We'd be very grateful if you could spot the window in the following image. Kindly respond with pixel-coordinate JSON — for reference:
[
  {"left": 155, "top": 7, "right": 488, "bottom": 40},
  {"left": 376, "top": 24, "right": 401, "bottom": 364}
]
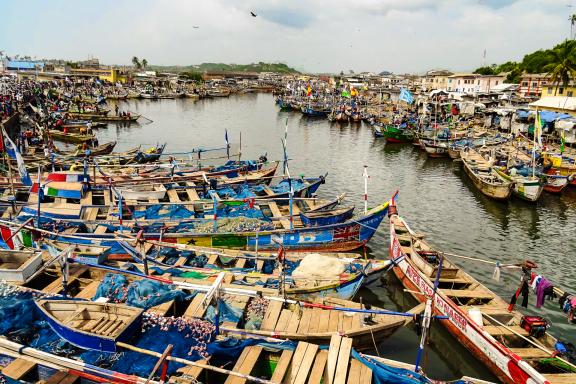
[
  {"left": 532, "top": 82, "right": 538, "bottom": 87},
  {"left": 477, "top": 80, "right": 480, "bottom": 85},
  {"left": 495, "top": 81, "right": 499, "bottom": 85},
  {"left": 542, "top": 81, "right": 547, "bottom": 85},
  {"left": 560, "top": 87, "right": 564, "bottom": 94},
  {"left": 569, "top": 91, "right": 574, "bottom": 97},
  {"left": 547, "top": 87, "right": 552, "bottom": 93},
  {"left": 458, "top": 80, "right": 461, "bottom": 84},
  {"left": 522, "top": 82, "right": 528, "bottom": 86}
]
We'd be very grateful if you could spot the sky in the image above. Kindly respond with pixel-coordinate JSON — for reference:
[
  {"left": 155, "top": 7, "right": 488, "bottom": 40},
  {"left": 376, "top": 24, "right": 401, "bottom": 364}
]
[{"left": 0, "top": 0, "right": 573, "bottom": 74}]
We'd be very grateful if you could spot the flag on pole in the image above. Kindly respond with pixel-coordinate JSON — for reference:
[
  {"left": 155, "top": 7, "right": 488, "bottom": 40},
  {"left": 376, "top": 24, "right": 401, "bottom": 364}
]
[
  {"left": 561, "top": 130, "right": 566, "bottom": 154},
  {"left": 0, "top": 224, "right": 34, "bottom": 250},
  {"left": 399, "top": 88, "right": 414, "bottom": 104},
  {"left": 306, "top": 85, "right": 312, "bottom": 97},
  {"left": 2, "top": 128, "right": 32, "bottom": 186},
  {"left": 225, "top": 129, "right": 230, "bottom": 159},
  {"left": 534, "top": 111, "right": 543, "bottom": 147}
]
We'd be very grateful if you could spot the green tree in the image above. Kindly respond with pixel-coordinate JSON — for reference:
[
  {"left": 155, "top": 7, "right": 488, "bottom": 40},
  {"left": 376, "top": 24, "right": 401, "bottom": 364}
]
[
  {"left": 570, "top": 14, "right": 576, "bottom": 39},
  {"left": 543, "top": 40, "right": 576, "bottom": 95},
  {"left": 473, "top": 66, "right": 495, "bottom": 75},
  {"left": 132, "top": 56, "right": 141, "bottom": 69},
  {"left": 142, "top": 59, "right": 148, "bottom": 69}
]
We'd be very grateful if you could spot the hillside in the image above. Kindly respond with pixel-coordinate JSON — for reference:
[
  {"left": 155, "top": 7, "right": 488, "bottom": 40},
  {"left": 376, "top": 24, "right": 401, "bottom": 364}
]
[
  {"left": 473, "top": 40, "right": 576, "bottom": 83},
  {"left": 149, "top": 62, "right": 298, "bottom": 74}
]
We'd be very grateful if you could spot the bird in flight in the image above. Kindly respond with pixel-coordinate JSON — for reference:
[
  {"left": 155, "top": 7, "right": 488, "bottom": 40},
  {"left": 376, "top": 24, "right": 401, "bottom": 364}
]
[
  {"left": 250, "top": 11, "right": 257, "bottom": 17},
  {"left": 193, "top": 26, "right": 199, "bottom": 29}
]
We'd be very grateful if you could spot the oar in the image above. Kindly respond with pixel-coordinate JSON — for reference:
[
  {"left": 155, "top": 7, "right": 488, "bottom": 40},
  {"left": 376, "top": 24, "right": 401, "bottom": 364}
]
[{"left": 128, "top": 110, "right": 153, "bottom": 123}]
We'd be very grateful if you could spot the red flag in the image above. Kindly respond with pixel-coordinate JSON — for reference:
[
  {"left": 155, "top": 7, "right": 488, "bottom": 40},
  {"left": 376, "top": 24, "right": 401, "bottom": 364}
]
[{"left": 277, "top": 244, "right": 285, "bottom": 262}]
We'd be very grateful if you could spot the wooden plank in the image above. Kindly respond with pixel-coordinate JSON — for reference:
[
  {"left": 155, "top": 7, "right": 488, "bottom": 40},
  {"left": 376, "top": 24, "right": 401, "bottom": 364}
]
[
  {"left": 94, "top": 225, "right": 108, "bottom": 234},
  {"left": 545, "top": 373, "right": 576, "bottom": 384},
  {"left": 307, "top": 349, "right": 328, "bottom": 384},
  {"left": 328, "top": 311, "right": 339, "bottom": 332},
  {"left": 224, "top": 346, "right": 262, "bottom": 384},
  {"left": 274, "top": 309, "right": 293, "bottom": 332},
  {"left": 183, "top": 293, "right": 207, "bottom": 319},
  {"left": 334, "top": 337, "right": 353, "bottom": 384},
  {"left": 307, "top": 308, "right": 322, "bottom": 334},
  {"left": 286, "top": 342, "right": 309, "bottom": 384},
  {"left": 167, "top": 189, "right": 180, "bottom": 202},
  {"left": 269, "top": 349, "right": 293, "bottom": 383},
  {"left": 346, "top": 359, "right": 362, "bottom": 384},
  {"left": 75, "top": 281, "right": 100, "bottom": 300},
  {"left": 440, "top": 289, "right": 493, "bottom": 300},
  {"left": 317, "top": 310, "right": 331, "bottom": 333},
  {"left": 484, "top": 325, "right": 529, "bottom": 337},
  {"left": 342, "top": 314, "right": 353, "bottom": 332},
  {"left": 260, "top": 300, "right": 283, "bottom": 331},
  {"left": 185, "top": 182, "right": 200, "bottom": 201},
  {"left": 2, "top": 358, "right": 36, "bottom": 380},
  {"left": 149, "top": 300, "right": 174, "bottom": 316},
  {"left": 326, "top": 334, "right": 343, "bottom": 384},
  {"left": 296, "top": 308, "right": 313, "bottom": 333},
  {"left": 285, "top": 310, "right": 301, "bottom": 334},
  {"left": 267, "top": 202, "right": 291, "bottom": 229},
  {"left": 293, "top": 343, "right": 319, "bottom": 384},
  {"left": 509, "top": 348, "right": 551, "bottom": 359},
  {"left": 45, "top": 371, "right": 68, "bottom": 384},
  {"left": 359, "top": 362, "right": 372, "bottom": 384},
  {"left": 175, "top": 359, "right": 207, "bottom": 381}
]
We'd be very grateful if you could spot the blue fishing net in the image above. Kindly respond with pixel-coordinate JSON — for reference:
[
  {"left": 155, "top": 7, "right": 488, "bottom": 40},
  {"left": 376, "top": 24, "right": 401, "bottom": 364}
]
[
  {"left": 205, "top": 300, "right": 243, "bottom": 325},
  {"left": 93, "top": 273, "right": 188, "bottom": 309},
  {"left": 131, "top": 204, "right": 195, "bottom": 220}
]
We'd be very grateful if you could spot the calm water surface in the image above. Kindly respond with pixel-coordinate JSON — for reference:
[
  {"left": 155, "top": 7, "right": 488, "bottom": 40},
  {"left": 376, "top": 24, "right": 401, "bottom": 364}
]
[{"left": 91, "top": 94, "right": 576, "bottom": 382}]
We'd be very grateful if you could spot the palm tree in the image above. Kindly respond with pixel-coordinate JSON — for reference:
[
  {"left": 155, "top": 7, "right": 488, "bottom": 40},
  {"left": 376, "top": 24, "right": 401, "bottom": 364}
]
[
  {"left": 543, "top": 40, "right": 576, "bottom": 95},
  {"left": 570, "top": 14, "right": 576, "bottom": 39},
  {"left": 141, "top": 59, "right": 148, "bottom": 69},
  {"left": 131, "top": 56, "right": 141, "bottom": 69}
]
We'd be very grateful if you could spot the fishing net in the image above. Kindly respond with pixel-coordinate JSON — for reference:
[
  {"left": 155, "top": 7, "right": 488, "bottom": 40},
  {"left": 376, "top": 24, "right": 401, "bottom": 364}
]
[
  {"left": 93, "top": 273, "right": 188, "bottom": 309},
  {"left": 243, "top": 296, "right": 269, "bottom": 330},
  {"left": 192, "top": 217, "right": 274, "bottom": 233},
  {"left": 131, "top": 204, "right": 194, "bottom": 220},
  {"left": 205, "top": 299, "right": 243, "bottom": 326},
  {"left": 292, "top": 253, "right": 345, "bottom": 280}
]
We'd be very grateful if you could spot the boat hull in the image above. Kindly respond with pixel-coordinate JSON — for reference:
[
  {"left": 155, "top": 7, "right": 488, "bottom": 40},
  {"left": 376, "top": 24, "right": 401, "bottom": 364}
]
[{"left": 462, "top": 162, "right": 512, "bottom": 200}]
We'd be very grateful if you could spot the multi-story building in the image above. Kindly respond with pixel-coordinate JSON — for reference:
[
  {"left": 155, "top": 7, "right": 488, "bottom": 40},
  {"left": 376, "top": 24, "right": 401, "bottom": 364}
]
[
  {"left": 519, "top": 73, "right": 549, "bottom": 97},
  {"left": 540, "top": 82, "right": 576, "bottom": 98},
  {"left": 447, "top": 73, "right": 505, "bottom": 93},
  {"left": 421, "top": 70, "right": 453, "bottom": 91}
]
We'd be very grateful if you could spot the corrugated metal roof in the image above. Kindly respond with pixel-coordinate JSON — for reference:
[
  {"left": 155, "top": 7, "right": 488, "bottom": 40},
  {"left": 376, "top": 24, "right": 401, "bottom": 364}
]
[
  {"left": 530, "top": 96, "right": 576, "bottom": 111},
  {"left": 6, "top": 61, "right": 43, "bottom": 70}
]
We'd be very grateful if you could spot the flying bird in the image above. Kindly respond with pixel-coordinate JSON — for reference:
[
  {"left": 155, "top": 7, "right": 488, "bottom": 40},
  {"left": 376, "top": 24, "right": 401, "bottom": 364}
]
[
  {"left": 250, "top": 11, "right": 257, "bottom": 17},
  {"left": 193, "top": 26, "right": 199, "bottom": 29}
]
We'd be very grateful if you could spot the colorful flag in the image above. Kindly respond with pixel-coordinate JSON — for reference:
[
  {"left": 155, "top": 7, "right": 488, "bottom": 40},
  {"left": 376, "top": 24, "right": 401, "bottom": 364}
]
[
  {"left": 306, "top": 85, "right": 312, "bottom": 97},
  {"left": 534, "top": 111, "right": 543, "bottom": 147},
  {"left": 341, "top": 90, "right": 351, "bottom": 98},
  {"left": 399, "top": 88, "right": 414, "bottom": 104},
  {"left": 561, "top": 130, "right": 566, "bottom": 154},
  {"left": 2, "top": 128, "right": 31, "bottom": 186},
  {"left": 0, "top": 225, "right": 34, "bottom": 250}
]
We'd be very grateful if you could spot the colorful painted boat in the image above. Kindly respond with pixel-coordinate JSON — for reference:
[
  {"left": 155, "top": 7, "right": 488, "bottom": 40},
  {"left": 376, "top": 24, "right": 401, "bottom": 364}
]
[
  {"left": 35, "top": 300, "right": 143, "bottom": 353},
  {"left": 0, "top": 249, "right": 43, "bottom": 283},
  {"left": 494, "top": 168, "right": 543, "bottom": 203},
  {"left": 542, "top": 170, "right": 569, "bottom": 194},
  {"left": 300, "top": 206, "right": 354, "bottom": 226},
  {"left": 48, "top": 130, "right": 95, "bottom": 144},
  {"left": 378, "top": 125, "right": 414, "bottom": 143},
  {"left": 388, "top": 206, "right": 576, "bottom": 384}
]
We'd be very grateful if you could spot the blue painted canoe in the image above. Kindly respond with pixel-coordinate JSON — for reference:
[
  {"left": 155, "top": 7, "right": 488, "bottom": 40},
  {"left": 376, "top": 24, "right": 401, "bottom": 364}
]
[
  {"left": 300, "top": 206, "right": 354, "bottom": 226},
  {"left": 35, "top": 300, "right": 143, "bottom": 352}
]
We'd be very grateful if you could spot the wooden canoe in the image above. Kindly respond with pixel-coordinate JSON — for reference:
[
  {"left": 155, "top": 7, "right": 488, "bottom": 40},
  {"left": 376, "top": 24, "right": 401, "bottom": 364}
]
[
  {"left": 116, "top": 184, "right": 167, "bottom": 201},
  {"left": 389, "top": 208, "right": 576, "bottom": 384},
  {"left": 461, "top": 149, "right": 512, "bottom": 200},
  {"left": 0, "top": 249, "right": 43, "bottom": 283},
  {"left": 48, "top": 130, "right": 95, "bottom": 144},
  {"left": 35, "top": 300, "right": 143, "bottom": 352}
]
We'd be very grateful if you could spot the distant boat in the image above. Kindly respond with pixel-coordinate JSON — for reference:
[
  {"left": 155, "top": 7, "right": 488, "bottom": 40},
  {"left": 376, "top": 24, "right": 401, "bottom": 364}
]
[
  {"left": 461, "top": 149, "right": 512, "bottom": 200},
  {"left": 35, "top": 300, "right": 143, "bottom": 352},
  {"left": 0, "top": 249, "right": 43, "bottom": 283}
]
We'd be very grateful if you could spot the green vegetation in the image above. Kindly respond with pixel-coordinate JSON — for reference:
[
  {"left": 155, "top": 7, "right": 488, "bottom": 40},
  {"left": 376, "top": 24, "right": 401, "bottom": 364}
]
[
  {"left": 131, "top": 56, "right": 149, "bottom": 70},
  {"left": 179, "top": 71, "right": 204, "bottom": 82},
  {"left": 473, "top": 40, "right": 576, "bottom": 84},
  {"left": 149, "top": 62, "right": 298, "bottom": 74}
]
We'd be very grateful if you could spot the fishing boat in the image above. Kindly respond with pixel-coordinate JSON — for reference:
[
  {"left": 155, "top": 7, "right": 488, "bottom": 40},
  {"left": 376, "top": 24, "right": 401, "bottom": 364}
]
[
  {"left": 52, "top": 141, "right": 117, "bottom": 157},
  {"left": 300, "top": 206, "right": 354, "bottom": 226},
  {"left": 48, "top": 240, "right": 110, "bottom": 264},
  {"left": 542, "top": 170, "right": 570, "bottom": 194},
  {"left": 35, "top": 300, "right": 143, "bottom": 352},
  {"left": 494, "top": 168, "right": 543, "bottom": 203},
  {"left": 96, "top": 114, "right": 140, "bottom": 123},
  {"left": 48, "top": 130, "right": 95, "bottom": 144},
  {"left": 388, "top": 206, "right": 576, "bottom": 384},
  {"left": 461, "top": 149, "right": 512, "bottom": 200},
  {"left": 543, "top": 153, "right": 576, "bottom": 186},
  {"left": 376, "top": 125, "right": 414, "bottom": 143},
  {"left": 421, "top": 139, "right": 449, "bottom": 158},
  {"left": 0, "top": 249, "right": 43, "bottom": 283},
  {"left": 116, "top": 184, "right": 167, "bottom": 201}
]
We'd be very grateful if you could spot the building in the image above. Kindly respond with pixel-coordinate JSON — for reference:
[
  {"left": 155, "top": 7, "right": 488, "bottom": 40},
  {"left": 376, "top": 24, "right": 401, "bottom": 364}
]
[
  {"left": 541, "top": 82, "right": 576, "bottom": 98},
  {"left": 421, "top": 70, "right": 453, "bottom": 91},
  {"left": 69, "top": 67, "right": 129, "bottom": 83},
  {"left": 3, "top": 60, "right": 44, "bottom": 71},
  {"left": 202, "top": 71, "right": 259, "bottom": 81},
  {"left": 530, "top": 96, "right": 576, "bottom": 116},
  {"left": 519, "top": 73, "right": 549, "bottom": 97},
  {"left": 446, "top": 73, "right": 505, "bottom": 93}
]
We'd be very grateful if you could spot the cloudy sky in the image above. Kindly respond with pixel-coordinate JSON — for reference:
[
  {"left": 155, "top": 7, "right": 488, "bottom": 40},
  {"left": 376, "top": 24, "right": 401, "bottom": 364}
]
[{"left": 0, "top": 0, "right": 572, "bottom": 73}]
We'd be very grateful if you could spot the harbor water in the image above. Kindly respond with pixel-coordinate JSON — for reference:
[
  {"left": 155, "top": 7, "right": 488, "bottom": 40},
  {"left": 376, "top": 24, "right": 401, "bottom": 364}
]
[{"left": 88, "top": 93, "right": 576, "bottom": 382}]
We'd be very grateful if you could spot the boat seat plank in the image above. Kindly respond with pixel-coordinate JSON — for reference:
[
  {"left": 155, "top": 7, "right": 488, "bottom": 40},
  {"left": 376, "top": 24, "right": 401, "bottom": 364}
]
[
  {"left": 149, "top": 300, "right": 174, "bottom": 316},
  {"left": 174, "top": 359, "right": 207, "bottom": 381},
  {"left": 292, "top": 342, "right": 319, "bottom": 384},
  {"left": 285, "top": 310, "right": 301, "bottom": 334},
  {"left": 334, "top": 337, "right": 353, "bottom": 384},
  {"left": 235, "top": 258, "right": 246, "bottom": 269},
  {"left": 328, "top": 311, "right": 339, "bottom": 332},
  {"left": 307, "top": 349, "right": 328, "bottom": 384},
  {"left": 2, "top": 358, "right": 36, "bottom": 380},
  {"left": 346, "top": 359, "right": 363, "bottom": 384},
  {"left": 359, "top": 362, "right": 372, "bottom": 384},
  {"left": 63, "top": 308, "right": 87, "bottom": 324},
  {"left": 267, "top": 202, "right": 291, "bottom": 230},
  {"left": 185, "top": 183, "right": 200, "bottom": 201},
  {"left": 274, "top": 309, "right": 293, "bottom": 332},
  {"left": 296, "top": 308, "right": 313, "bottom": 333},
  {"left": 509, "top": 348, "right": 552, "bottom": 359},
  {"left": 484, "top": 325, "right": 529, "bottom": 337},
  {"left": 224, "top": 346, "right": 262, "bottom": 384},
  {"left": 317, "top": 310, "right": 331, "bottom": 333},
  {"left": 183, "top": 293, "right": 208, "bottom": 319},
  {"left": 307, "top": 308, "right": 322, "bottom": 334},
  {"left": 326, "top": 334, "right": 343, "bottom": 384},
  {"left": 341, "top": 313, "right": 354, "bottom": 332},
  {"left": 94, "top": 225, "right": 108, "bottom": 234},
  {"left": 544, "top": 373, "right": 576, "bottom": 384},
  {"left": 167, "top": 189, "right": 180, "bottom": 203},
  {"left": 75, "top": 281, "right": 101, "bottom": 300},
  {"left": 440, "top": 289, "right": 494, "bottom": 300},
  {"left": 269, "top": 349, "right": 293, "bottom": 383},
  {"left": 260, "top": 300, "right": 283, "bottom": 331}
]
